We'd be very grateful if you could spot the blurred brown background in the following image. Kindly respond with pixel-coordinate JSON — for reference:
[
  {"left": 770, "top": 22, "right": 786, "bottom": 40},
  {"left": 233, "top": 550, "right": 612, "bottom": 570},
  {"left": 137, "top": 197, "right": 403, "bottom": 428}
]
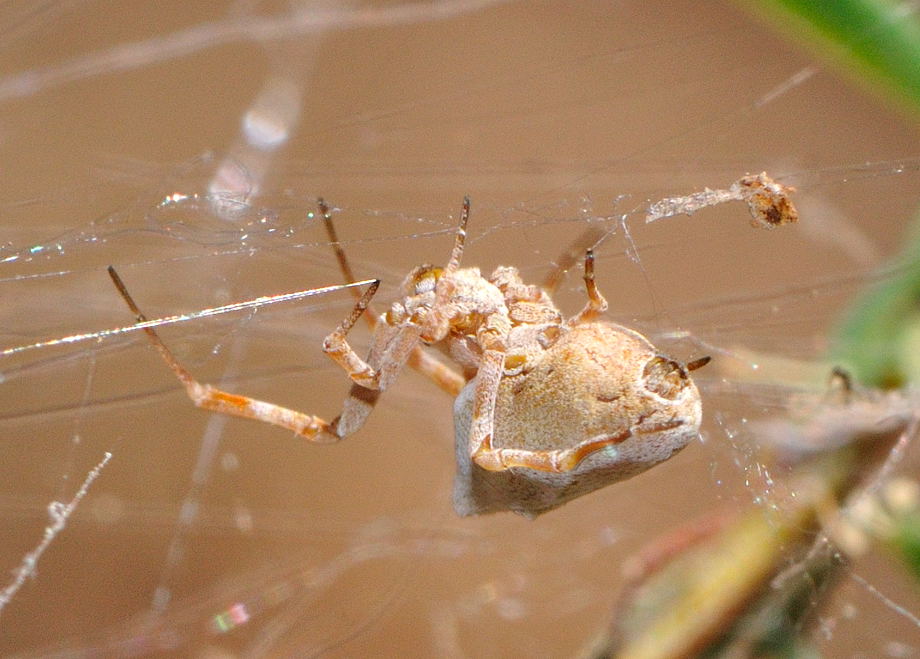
[{"left": 1, "top": 1, "right": 918, "bottom": 656}]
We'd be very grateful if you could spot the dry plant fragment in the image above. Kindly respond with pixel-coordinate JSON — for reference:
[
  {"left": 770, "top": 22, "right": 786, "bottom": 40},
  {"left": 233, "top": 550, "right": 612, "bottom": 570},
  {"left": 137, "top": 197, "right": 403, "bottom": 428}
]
[
  {"left": 736, "top": 172, "right": 799, "bottom": 229},
  {"left": 603, "top": 389, "right": 913, "bottom": 659},
  {"left": 646, "top": 171, "right": 799, "bottom": 229}
]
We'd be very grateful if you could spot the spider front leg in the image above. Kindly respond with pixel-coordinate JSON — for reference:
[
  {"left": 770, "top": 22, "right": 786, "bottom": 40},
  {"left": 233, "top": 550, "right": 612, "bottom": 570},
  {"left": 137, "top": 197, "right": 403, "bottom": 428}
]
[
  {"left": 318, "top": 197, "right": 466, "bottom": 396},
  {"left": 568, "top": 248, "right": 608, "bottom": 326},
  {"left": 329, "top": 311, "right": 438, "bottom": 436},
  {"left": 322, "top": 292, "right": 421, "bottom": 392},
  {"left": 108, "top": 266, "right": 383, "bottom": 443},
  {"left": 466, "top": 348, "right": 507, "bottom": 471},
  {"left": 461, "top": 319, "right": 521, "bottom": 472}
]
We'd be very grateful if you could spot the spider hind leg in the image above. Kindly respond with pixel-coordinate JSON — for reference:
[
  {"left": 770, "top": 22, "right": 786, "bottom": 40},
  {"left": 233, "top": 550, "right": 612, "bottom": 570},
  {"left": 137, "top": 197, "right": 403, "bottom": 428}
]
[{"left": 107, "top": 266, "right": 378, "bottom": 443}]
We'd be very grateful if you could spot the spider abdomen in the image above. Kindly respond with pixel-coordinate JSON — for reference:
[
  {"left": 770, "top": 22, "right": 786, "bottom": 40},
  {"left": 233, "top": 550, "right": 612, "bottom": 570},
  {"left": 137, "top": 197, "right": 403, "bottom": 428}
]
[{"left": 453, "top": 322, "right": 702, "bottom": 517}]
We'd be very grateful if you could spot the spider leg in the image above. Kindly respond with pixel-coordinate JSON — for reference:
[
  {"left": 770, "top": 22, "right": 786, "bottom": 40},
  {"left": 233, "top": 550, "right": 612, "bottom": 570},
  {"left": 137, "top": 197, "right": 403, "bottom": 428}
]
[
  {"left": 444, "top": 196, "right": 471, "bottom": 274},
  {"left": 568, "top": 248, "right": 609, "bottom": 326},
  {"left": 331, "top": 320, "right": 423, "bottom": 436},
  {"left": 407, "top": 348, "right": 465, "bottom": 396},
  {"left": 473, "top": 428, "right": 633, "bottom": 472},
  {"left": 465, "top": 347, "right": 506, "bottom": 470},
  {"left": 318, "top": 197, "right": 465, "bottom": 396},
  {"left": 330, "top": 316, "right": 470, "bottom": 437},
  {"left": 420, "top": 196, "right": 473, "bottom": 344},
  {"left": 107, "top": 266, "right": 347, "bottom": 442},
  {"left": 541, "top": 226, "right": 605, "bottom": 295},
  {"left": 462, "top": 315, "right": 520, "bottom": 472},
  {"left": 322, "top": 286, "right": 446, "bottom": 392},
  {"left": 320, "top": 281, "right": 402, "bottom": 391}
]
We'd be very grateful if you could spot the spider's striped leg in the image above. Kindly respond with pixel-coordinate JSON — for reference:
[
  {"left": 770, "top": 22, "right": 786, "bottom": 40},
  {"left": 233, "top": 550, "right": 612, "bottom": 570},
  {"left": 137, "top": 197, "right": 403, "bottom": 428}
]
[
  {"left": 107, "top": 266, "right": 356, "bottom": 442},
  {"left": 568, "top": 249, "right": 609, "bottom": 326},
  {"left": 318, "top": 197, "right": 465, "bottom": 396},
  {"left": 472, "top": 417, "right": 633, "bottom": 473},
  {"left": 321, "top": 279, "right": 392, "bottom": 390},
  {"left": 332, "top": 324, "right": 429, "bottom": 438},
  {"left": 327, "top": 312, "right": 423, "bottom": 429},
  {"left": 541, "top": 226, "right": 605, "bottom": 295},
  {"left": 408, "top": 348, "right": 465, "bottom": 396},
  {"left": 464, "top": 347, "right": 506, "bottom": 470},
  {"left": 459, "top": 317, "right": 521, "bottom": 472}
]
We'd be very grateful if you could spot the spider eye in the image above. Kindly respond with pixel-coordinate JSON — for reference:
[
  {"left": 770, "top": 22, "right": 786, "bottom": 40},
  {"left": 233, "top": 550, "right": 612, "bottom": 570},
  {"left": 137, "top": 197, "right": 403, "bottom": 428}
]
[
  {"left": 642, "top": 356, "right": 688, "bottom": 400},
  {"left": 503, "top": 353, "right": 527, "bottom": 372},
  {"left": 411, "top": 265, "right": 443, "bottom": 294}
]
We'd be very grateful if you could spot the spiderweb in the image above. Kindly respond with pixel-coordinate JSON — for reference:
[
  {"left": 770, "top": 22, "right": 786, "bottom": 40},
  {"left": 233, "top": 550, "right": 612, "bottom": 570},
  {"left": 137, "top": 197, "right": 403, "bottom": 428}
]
[{"left": 1, "top": 1, "right": 919, "bottom": 656}]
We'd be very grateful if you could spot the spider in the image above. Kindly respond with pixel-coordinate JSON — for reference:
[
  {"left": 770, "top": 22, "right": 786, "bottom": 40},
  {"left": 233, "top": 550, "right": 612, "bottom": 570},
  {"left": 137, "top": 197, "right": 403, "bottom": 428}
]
[{"left": 108, "top": 198, "right": 708, "bottom": 518}]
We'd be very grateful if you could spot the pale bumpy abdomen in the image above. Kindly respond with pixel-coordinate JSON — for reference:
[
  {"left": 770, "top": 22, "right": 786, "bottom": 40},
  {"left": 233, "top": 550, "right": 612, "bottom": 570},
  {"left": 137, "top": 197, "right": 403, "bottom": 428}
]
[{"left": 453, "top": 322, "right": 702, "bottom": 517}]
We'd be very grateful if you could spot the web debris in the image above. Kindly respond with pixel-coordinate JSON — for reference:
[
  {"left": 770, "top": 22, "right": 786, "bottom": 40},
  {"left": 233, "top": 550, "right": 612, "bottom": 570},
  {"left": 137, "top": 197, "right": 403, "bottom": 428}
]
[
  {"left": 646, "top": 172, "right": 799, "bottom": 229},
  {"left": 1, "top": 280, "right": 374, "bottom": 359},
  {"left": 0, "top": 451, "right": 112, "bottom": 619}
]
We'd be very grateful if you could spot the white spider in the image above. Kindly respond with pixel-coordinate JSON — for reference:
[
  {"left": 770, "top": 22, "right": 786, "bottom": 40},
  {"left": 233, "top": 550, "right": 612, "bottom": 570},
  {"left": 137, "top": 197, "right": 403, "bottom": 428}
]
[{"left": 108, "top": 198, "right": 707, "bottom": 518}]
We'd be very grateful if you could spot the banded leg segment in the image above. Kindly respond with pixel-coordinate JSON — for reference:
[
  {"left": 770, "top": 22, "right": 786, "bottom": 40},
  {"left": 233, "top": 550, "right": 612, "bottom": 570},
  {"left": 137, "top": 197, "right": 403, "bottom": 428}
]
[
  {"left": 568, "top": 249, "right": 609, "bottom": 326},
  {"left": 541, "top": 226, "right": 605, "bottom": 295},
  {"left": 190, "top": 382, "right": 340, "bottom": 442},
  {"left": 321, "top": 279, "right": 391, "bottom": 390},
  {"left": 465, "top": 347, "right": 505, "bottom": 471},
  {"left": 473, "top": 427, "right": 633, "bottom": 472},
  {"left": 108, "top": 266, "right": 372, "bottom": 443},
  {"left": 318, "top": 197, "right": 465, "bottom": 395}
]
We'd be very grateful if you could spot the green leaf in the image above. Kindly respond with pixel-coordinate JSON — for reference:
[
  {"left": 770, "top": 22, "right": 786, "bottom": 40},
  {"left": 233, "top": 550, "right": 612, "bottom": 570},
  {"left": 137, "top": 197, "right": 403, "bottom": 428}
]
[{"left": 738, "top": 0, "right": 920, "bottom": 116}]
